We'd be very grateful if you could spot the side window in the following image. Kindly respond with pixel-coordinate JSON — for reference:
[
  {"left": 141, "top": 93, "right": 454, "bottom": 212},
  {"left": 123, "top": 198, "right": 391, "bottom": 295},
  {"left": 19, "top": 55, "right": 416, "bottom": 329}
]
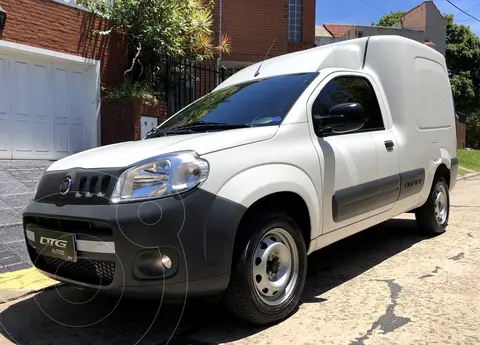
[{"left": 312, "top": 76, "right": 385, "bottom": 134}]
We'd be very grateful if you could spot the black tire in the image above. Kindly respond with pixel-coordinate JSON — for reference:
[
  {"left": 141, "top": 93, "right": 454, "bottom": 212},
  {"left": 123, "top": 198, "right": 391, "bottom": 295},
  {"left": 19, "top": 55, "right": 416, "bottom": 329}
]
[
  {"left": 222, "top": 211, "right": 307, "bottom": 325},
  {"left": 415, "top": 177, "right": 450, "bottom": 235}
]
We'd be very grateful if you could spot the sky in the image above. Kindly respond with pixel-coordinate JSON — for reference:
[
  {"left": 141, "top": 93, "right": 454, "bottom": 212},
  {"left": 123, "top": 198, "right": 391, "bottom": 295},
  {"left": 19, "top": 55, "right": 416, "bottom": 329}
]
[{"left": 315, "top": 0, "right": 480, "bottom": 36}]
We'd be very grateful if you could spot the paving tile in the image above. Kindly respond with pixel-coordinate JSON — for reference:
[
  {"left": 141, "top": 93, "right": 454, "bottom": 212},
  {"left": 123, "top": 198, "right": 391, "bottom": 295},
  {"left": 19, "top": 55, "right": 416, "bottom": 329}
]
[
  {"left": 2, "top": 240, "right": 30, "bottom": 263},
  {"left": 23, "top": 181, "right": 37, "bottom": 189},
  {"left": 0, "top": 173, "right": 17, "bottom": 185},
  {"left": 0, "top": 193, "right": 33, "bottom": 208},
  {"left": 0, "top": 160, "right": 50, "bottom": 168},
  {"left": 0, "top": 199, "right": 10, "bottom": 208},
  {"left": 6, "top": 262, "right": 31, "bottom": 271},
  {"left": 0, "top": 171, "right": 11, "bottom": 180},
  {"left": 0, "top": 180, "right": 31, "bottom": 195},
  {"left": 10, "top": 169, "right": 44, "bottom": 180},
  {"left": 0, "top": 225, "right": 27, "bottom": 246},
  {"left": 0, "top": 208, "right": 24, "bottom": 227},
  {"left": 0, "top": 160, "right": 51, "bottom": 272},
  {"left": 0, "top": 255, "right": 22, "bottom": 267},
  {"left": 0, "top": 250, "right": 11, "bottom": 259}
]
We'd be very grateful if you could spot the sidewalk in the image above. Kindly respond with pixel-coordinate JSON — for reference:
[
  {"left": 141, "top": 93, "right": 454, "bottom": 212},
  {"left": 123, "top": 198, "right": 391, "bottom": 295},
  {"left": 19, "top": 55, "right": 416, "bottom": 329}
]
[{"left": 0, "top": 160, "right": 51, "bottom": 273}]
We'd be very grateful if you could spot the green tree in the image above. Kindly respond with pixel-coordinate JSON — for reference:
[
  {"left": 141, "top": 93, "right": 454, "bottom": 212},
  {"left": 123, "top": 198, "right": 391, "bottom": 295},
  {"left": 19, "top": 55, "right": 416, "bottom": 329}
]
[
  {"left": 80, "top": 0, "right": 231, "bottom": 103},
  {"left": 82, "top": 0, "right": 231, "bottom": 64},
  {"left": 371, "top": 11, "right": 405, "bottom": 27},
  {"left": 465, "top": 110, "right": 480, "bottom": 147},
  {"left": 444, "top": 14, "right": 480, "bottom": 113}
]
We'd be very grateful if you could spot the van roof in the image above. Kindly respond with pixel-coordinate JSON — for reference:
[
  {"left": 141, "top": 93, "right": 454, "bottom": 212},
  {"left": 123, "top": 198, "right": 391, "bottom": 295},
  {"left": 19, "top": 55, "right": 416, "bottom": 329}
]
[{"left": 214, "top": 35, "right": 445, "bottom": 91}]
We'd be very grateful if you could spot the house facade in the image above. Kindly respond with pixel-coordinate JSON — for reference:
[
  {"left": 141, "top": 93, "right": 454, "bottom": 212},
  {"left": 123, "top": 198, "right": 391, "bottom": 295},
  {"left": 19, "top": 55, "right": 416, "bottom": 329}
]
[
  {"left": 316, "top": 1, "right": 447, "bottom": 56},
  {"left": 0, "top": 0, "right": 315, "bottom": 160},
  {"left": 216, "top": 0, "right": 315, "bottom": 71}
]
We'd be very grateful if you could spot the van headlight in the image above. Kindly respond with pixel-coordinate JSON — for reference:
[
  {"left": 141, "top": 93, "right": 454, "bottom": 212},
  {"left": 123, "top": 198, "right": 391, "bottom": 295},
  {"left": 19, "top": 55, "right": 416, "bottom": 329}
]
[{"left": 111, "top": 151, "right": 209, "bottom": 203}]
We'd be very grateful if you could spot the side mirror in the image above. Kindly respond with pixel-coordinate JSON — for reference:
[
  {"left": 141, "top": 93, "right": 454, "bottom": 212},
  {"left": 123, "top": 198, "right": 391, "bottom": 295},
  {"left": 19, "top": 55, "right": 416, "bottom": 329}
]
[{"left": 313, "top": 102, "right": 366, "bottom": 134}]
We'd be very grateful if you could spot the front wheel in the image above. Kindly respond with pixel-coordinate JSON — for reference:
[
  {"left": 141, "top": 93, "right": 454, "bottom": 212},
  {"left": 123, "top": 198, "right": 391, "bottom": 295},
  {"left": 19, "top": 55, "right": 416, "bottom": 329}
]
[
  {"left": 415, "top": 177, "right": 450, "bottom": 234},
  {"left": 223, "top": 212, "right": 307, "bottom": 325}
]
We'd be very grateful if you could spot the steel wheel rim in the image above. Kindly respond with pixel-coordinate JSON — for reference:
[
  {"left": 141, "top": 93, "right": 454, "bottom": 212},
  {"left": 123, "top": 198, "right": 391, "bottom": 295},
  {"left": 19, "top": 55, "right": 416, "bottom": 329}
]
[
  {"left": 252, "top": 228, "right": 299, "bottom": 306},
  {"left": 434, "top": 184, "right": 448, "bottom": 226}
]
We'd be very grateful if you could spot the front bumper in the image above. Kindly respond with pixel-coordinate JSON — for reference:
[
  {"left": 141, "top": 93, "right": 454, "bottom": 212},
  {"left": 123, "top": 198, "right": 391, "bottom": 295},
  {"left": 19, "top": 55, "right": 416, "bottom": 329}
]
[{"left": 23, "top": 188, "right": 246, "bottom": 300}]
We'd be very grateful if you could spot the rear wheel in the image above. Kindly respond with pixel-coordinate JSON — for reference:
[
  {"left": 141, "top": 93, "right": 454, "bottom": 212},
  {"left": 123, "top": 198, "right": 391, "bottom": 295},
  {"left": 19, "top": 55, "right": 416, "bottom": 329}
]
[
  {"left": 415, "top": 177, "right": 450, "bottom": 234},
  {"left": 223, "top": 211, "right": 307, "bottom": 325}
]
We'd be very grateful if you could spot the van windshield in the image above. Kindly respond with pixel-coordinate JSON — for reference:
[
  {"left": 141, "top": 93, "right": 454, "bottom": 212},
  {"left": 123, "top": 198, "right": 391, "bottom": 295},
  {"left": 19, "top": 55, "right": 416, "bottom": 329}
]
[{"left": 145, "top": 72, "right": 318, "bottom": 138}]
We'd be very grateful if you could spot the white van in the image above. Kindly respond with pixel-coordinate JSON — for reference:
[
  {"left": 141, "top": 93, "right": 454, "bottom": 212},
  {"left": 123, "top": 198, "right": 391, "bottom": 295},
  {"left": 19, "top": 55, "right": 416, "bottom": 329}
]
[{"left": 23, "top": 35, "right": 458, "bottom": 325}]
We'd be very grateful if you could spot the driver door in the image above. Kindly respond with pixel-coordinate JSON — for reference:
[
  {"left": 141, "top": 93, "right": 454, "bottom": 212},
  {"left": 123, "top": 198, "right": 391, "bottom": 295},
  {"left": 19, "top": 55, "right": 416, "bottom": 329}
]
[{"left": 307, "top": 71, "right": 400, "bottom": 233}]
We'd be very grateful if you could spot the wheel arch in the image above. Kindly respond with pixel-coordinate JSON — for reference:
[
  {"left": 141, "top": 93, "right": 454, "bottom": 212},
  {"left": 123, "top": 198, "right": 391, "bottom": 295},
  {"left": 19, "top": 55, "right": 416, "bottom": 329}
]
[
  {"left": 409, "top": 151, "right": 455, "bottom": 213},
  {"left": 215, "top": 164, "right": 320, "bottom": 245},
  {"left": 234, "top": 191, "right": 312, "bottom": 255},
  {"left": 436, "top": 147, "right": 457, "bottom": 189},
  {"left": 204, "top": 164, "right": 320, "bottom": 274},
  {"left": 434, "top": 163, "right": 451, "bottom": 187}
]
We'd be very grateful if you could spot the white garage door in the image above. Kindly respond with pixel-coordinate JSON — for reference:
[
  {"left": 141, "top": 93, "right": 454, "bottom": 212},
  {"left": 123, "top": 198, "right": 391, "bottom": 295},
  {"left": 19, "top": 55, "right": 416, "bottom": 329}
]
[{"left": 0, "top": 50, "right": 97, "bottom": 160}]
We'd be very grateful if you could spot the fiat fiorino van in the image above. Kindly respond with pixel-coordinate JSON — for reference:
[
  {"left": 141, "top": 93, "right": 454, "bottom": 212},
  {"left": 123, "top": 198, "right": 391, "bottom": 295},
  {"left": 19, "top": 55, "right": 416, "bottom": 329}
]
[{"left": 23, "top": 35, "right": 458, "bottom": 325}]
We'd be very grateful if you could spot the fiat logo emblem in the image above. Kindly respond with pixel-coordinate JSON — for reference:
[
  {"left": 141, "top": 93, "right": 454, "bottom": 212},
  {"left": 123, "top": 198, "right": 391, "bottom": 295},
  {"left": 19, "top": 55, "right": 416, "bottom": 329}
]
[{"left": 59, "top": 176, "right": 72, "bottom": 196}]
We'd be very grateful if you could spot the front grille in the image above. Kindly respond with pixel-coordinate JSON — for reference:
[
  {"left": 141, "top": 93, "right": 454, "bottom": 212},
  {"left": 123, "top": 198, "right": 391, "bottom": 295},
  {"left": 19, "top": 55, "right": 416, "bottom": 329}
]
[
  {"left": 34, "top": 168, "right": 123, "bottom": 205},
  {"left": 77, "top": 175, "right": 112, "bottom": 196},
  {"left": 33, "top": 254, "right": 115, "bottom": 286}
]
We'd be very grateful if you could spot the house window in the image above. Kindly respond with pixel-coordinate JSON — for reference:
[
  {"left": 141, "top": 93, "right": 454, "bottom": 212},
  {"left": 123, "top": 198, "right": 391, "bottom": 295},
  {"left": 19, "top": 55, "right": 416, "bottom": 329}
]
[{"left": 288, "top": 0, "right": 303, "bottom": 43}]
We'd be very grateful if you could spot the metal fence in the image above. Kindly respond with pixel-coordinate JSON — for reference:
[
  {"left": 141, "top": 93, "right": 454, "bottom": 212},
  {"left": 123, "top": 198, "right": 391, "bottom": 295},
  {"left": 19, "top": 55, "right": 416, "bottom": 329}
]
[
  {"left": 155, "top": 56, "right": 229, "bottom": 117},
  {"left": 131, "top": 53, "right": 244, "bottom": 117}
]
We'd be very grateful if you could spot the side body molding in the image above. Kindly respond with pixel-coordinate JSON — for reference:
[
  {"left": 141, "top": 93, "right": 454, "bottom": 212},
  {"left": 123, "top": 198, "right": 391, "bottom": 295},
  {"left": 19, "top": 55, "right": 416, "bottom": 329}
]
[{"left": 332, "top": 168, "right": 426, "bottom": 223}]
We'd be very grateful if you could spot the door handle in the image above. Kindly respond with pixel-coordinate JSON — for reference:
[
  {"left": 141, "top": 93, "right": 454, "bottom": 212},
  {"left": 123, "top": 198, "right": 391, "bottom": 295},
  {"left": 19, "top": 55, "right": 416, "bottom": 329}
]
[{"left": 384, "top": 140, "right": 394, "bottom": 151}]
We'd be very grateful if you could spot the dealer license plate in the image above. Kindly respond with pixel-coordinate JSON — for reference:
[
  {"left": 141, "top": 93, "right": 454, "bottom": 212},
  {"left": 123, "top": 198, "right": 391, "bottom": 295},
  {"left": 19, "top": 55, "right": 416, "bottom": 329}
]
[{"left": 35, "top": 228, "right": 77, "bottom": 263}]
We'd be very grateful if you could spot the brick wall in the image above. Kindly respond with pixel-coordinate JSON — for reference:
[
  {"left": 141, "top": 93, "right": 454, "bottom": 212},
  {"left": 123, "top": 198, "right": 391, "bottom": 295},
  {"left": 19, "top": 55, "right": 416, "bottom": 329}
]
[
  {"left": 133, "top": 100, "right": 168, "bottom": 141},
  {"left": 0, "top": 0, "right": 128, "bottom": 144},
  {"left": 102, "top": 98, "right": 168, "bottom": 143},
  {"left": 214, "top": 0, "right": 315, "bottom": 63},
  {"left": 402, "top": 3, "right": 426, "bottom": 31}
]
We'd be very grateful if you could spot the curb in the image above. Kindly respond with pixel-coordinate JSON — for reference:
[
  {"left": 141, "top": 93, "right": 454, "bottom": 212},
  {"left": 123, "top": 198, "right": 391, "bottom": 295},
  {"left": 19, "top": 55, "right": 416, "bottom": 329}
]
[
  {"left": 457, "top": 171, "right": 480, "bottom": 181},
  {"left": 0, "top": 267, "right": 59, "bottom": 303}
]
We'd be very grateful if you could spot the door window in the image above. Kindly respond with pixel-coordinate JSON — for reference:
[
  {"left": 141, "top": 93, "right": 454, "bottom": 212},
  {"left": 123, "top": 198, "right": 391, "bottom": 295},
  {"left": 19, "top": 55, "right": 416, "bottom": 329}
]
[{"left": 312, "top": 76, "right": 385, "bottom": 134}]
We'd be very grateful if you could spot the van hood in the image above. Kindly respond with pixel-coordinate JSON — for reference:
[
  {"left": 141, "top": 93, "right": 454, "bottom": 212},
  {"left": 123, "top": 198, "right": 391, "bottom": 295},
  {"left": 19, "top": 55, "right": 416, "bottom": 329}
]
[{"left": 47, "top": 126, "right": 277, "bottom": 171}]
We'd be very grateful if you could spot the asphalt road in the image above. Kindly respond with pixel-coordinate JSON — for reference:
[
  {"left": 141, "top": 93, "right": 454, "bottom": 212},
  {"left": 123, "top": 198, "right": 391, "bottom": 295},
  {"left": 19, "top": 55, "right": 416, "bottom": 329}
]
[
  {"left": 0, "top": 176, "right": 478, "bottom": 345},
  {"left": 0, "top": 160, "right": 51, "bottom": 272}
]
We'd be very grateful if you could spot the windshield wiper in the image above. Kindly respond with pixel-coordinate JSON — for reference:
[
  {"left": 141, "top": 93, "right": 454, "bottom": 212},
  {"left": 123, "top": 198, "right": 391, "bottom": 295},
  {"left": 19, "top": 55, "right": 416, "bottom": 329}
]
[
  {"left": 144, "top": 121, "right": 254, "bottom": 139},
  {"left": 144, "top": 127, "right": 194, "bottom": 139},
  {"left": 175, "top": 121, "right": 255, "bottom": 131}
]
